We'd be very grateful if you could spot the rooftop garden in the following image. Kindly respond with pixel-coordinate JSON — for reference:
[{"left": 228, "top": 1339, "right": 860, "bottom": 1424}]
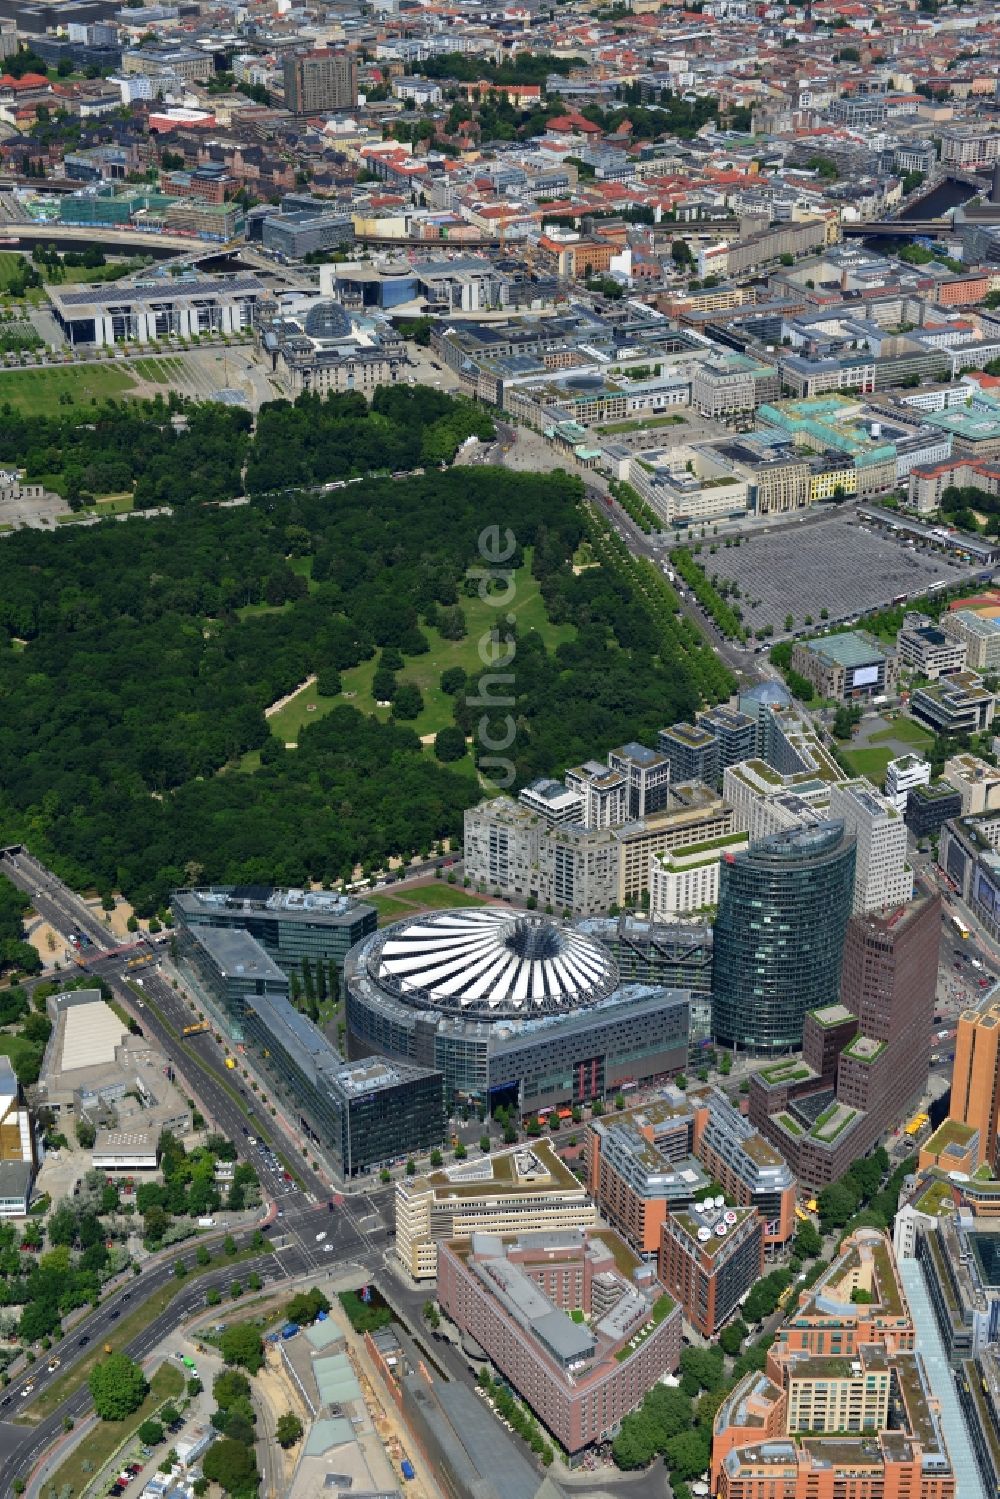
[
  {"left": 760, "top": 1060, "right": 812, "bottom": 1085},
  {"left": 842, "top": 1037, "right": 886, "bottom": 1065},
  {"left": 924, "top": 1118, "right": 976, "bottom": 1155},
  {"left": 615, "top": 1292, "right": 676, "bottom": 1362},
  {"left": 810, "top": 1105, "right": 858, "bottom": 1143}
]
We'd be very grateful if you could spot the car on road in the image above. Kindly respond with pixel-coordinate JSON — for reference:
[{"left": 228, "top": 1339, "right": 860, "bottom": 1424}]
[
  {"left": 47, "top": 1358, "right": 60, "bottom": 1372},
  {"left": 315, "top": 1231, "right": 327, "bottom": 1242},
  {"left": 78, "top": 1335, "right": 89, "bottom": 1346},
  {"left": 20, "top": 1384, "right": 33, "bottom": 1397}
]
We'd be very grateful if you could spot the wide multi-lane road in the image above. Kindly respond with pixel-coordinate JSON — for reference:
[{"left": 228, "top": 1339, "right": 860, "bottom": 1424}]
[{"left": 0, "top": 847, "right": 402, "bottom": 1488}]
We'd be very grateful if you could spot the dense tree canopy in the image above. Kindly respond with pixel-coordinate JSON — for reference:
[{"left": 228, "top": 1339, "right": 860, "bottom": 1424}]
[
  {"left": 0, "top": 876, "right": 41, "bottom": 977},
  {"left": 89, "top": 1353, "right": 148, "bottom": 1420},
  {"left": 0, "top": 389, "right": 731, "bottom": 909}
]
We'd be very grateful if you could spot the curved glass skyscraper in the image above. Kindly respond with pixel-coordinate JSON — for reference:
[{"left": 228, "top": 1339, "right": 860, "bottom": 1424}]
[{"left": 712, "top": 821, "right": 856, "bottom": 1054}]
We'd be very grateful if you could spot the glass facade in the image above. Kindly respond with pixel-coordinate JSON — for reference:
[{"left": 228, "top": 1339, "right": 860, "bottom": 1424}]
[
  {"left": 172, "top": 887, "right": 377, "bottom": 993},
  {"left": 241, "top": 990, "right": 445, "bottom": 1177},
  {"left": 712, "top": 821, "right": 856, "bottom": 1054}
]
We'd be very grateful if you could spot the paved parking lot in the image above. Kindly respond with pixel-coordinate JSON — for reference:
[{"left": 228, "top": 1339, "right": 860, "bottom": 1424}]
[{"left": 703, "top": 509, "right": 975, "bottom": 634}]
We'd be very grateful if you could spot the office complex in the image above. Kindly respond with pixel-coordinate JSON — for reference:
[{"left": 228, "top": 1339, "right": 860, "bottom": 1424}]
[
  {"left": 437, "top": 1227, "right": 681, "bottom": 1454},
  {"left": 49, "top": 274, "right": 263, "bottom": 347},
  {"left": 712, "top": 1232, "right": 955, "bottom": 1499},
  {"left": 910, "top": 672, "right": 996, "bottom": 738},
  {"left": 174, "top": 916, "right": 444, "bottom": 1176},
  {"left": 578, "top": 917, "right": 714, "bottom": 1043},
  {"left": 712, "top": 821, "right": 857, "bottom": 1053},
  {"left": 345, "top": 908, "right": 689, "bottom": 1112},
  {"left": 911, "top": 1211, "right": 1000, "bottom": 1363},
  {"left": 692, "top": 1086, "right": 797, "bottom": 1249},
  {"left": 283, "top": 48, "right": 356, "bottom": 114},
  {"left": 942, "top": 987, "right": 1000, "bottom": 1173},
  {"left": 395, "top": 1139, "right": 595, "bottom": 1280},
  {"left": 827, "top": 780, "right": 913, "bottom": 913},
  {"left": 658, "top": 1200, "right": 764, "bottom": 1337},
  {"left": 790, "top": 632, "right": 898, "bottom": 702},
  {"left": 243, "top": 992, "right": 444, "bottom": 1178},
  {"left": 895, "top": 618, "right": 967, "bottom": 681},
  {"left": 172, "top": 885, "right": 376, "bottom": 988},
  {"left": 957, "top": 1344, "right": 1000, "bottom": 1499},
  {"left": 906, "top": 781, "right": 963, "bottom": 839},
  {"left": 750, "top": 891, "right": 941, "bottom": 1185}
]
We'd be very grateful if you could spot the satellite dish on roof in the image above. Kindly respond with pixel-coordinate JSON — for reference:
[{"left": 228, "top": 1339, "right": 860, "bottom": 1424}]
[
  {"left": 714, "top": 1195, "right": 725, "bottom": 1209},
  {"left": 697, "top": 1227, "right": 711, "bottom": 1241}
]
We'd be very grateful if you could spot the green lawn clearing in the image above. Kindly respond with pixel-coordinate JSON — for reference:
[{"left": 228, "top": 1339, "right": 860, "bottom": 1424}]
[
  {"left": 44, "top": 1360, "right": 183, "bottom": 1496},
  {"left": 268, "top": 551, "right": 575, "bottom": 746},
  {"left": 0, "top": 250, "right": 45, "bottom": 306},
  {"left": 367, "top": 883, "right": 486, "bottom": 926},
  {"left": 869, "top": 718, "right": 933, "bottom": 749},
  {"left": 56, "top": 495, "right": 135, "bottom": 524},
  {"left": 597, "top": 413, "right": 686, "bottom": 434},
  {"left": 0, "top": 363, "right": 139, "bottom": 416},
  {"left": 841, "top": 746, "right": 895, "bottom": 782}
]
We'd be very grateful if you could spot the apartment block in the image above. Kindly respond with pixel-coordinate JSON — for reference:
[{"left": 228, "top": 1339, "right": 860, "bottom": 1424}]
[
  {"left": 940, "top": 609, "right": 1000, "bottom": 671},
  {"left": 658, "top": 1201, "right": 764, "bottom": 1337},
  {"left": 785, "top": 1344, "right": 891, "bottom": 1435},
  {"left": 283, "top": 48, "right": 356, "bottom": 114},
  {"left": 437, "top": 1228, "right": 681, "bottom": 1453},
  {"left": 0, "top": 1056, "right": 39, "bottom": 1216},
  {"left": 658, "top": 722, "right": 718, "bottom": 789},
  {"left": 584, "top": 1093, "right": 705, "bottom": 1256},
  {"left": 690, "top": 1086, "right": 797, "bottom": 1250},
  {"left": 941, "top": 753, "right": 1000, "bottom": 816},
  {"left": 394, "top": 1140, "right": 596, "bottom": 1280},
  {"left": 648, "top": 830, "right": 749, "bottom": 921},
  {"left": 607, "top": 742, "right": 672, "bottom": 819},
  {"left": 462, "top": 797, "right": 619, "bottom": 917}
]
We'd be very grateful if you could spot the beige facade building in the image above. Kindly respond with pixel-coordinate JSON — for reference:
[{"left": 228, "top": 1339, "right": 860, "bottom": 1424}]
[
  {"left": 648, "top": 831, "right": 748, "bottom": 920},
  {"left": 395, "top": 1139, "right": 596, "bottom": 1280},
  {"left": 786, "top": 1349, "right": 891, "bottom": 1433},
  {"left": 464, "top": 785, "right": 734, "bottom": 914},
  {"left": 941, "top": 752, "right": 1000, "bottom": 815}
]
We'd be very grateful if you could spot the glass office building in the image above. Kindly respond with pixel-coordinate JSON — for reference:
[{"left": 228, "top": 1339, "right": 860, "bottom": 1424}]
[
  {"left": 177, "top": 924, "right": 444, "bottom": 1175},
  {"left": 241, "top": 991, "right": 445, "bottom": 1177},
  {"left": 712, "top": 821, "right": 856, "bottom": 1054},
  {"left": 172, "top": 886, "right": 377, "bottom": 991}
]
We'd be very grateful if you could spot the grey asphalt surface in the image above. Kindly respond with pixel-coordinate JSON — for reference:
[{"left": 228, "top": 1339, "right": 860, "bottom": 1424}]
[{"left": 0, "top": 848, "right": 403, "bottom": 1489}]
